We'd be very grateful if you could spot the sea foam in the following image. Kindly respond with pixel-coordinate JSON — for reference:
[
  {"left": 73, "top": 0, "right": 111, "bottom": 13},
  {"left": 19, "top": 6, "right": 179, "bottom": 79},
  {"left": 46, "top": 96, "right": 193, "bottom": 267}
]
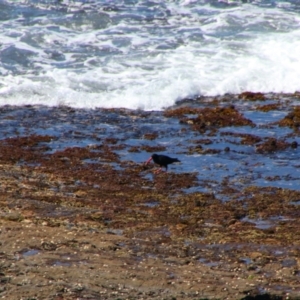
[{"left": 0, "top": 1, "right": 300, "bottom": 110}]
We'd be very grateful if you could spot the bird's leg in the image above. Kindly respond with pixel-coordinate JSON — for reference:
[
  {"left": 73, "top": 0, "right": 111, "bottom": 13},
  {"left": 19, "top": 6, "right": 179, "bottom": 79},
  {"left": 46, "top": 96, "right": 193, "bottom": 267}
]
[{"left": 154, "top": 167, "right": 163, "bottom": 174}]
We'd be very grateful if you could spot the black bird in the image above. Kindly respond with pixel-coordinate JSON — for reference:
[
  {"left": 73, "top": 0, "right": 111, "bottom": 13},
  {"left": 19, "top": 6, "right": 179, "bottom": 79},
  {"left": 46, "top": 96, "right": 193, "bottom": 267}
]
[{"left": 145, "top": 154, "right": 180, "bottom": 173}]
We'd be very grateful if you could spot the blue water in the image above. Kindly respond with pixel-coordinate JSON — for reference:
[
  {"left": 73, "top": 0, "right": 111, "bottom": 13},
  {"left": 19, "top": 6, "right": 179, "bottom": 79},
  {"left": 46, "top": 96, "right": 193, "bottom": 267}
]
[
  {"left": 0, "top": 1, "right": 300, "bottom": 193},
  {"left": 1, "top": 0, "right": 300, "bottom": 110}
]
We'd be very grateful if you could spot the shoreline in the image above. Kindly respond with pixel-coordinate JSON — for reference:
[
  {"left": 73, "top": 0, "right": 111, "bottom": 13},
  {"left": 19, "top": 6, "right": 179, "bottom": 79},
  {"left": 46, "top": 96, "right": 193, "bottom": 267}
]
[{"left": 0, "top": 94, "right": 300, "bottom": 299}]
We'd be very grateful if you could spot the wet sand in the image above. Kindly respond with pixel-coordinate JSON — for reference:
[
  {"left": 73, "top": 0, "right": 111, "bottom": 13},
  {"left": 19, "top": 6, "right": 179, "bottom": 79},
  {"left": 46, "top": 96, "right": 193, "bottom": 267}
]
[{"left": 0, "top": 93, "right": 300, "bottom": 299}]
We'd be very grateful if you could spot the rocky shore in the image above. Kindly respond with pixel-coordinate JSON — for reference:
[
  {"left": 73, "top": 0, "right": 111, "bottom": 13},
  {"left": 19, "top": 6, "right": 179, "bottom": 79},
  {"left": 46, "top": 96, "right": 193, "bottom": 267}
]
[{"left": 0, "top": 93, "right": 300, "bottom": 299}]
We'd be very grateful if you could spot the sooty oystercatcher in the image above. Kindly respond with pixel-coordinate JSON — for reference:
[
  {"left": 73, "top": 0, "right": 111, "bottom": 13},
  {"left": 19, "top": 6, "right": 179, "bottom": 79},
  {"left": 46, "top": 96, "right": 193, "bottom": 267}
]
[{"left": 145, "top": 153, "right": 180, "bottom": 173}]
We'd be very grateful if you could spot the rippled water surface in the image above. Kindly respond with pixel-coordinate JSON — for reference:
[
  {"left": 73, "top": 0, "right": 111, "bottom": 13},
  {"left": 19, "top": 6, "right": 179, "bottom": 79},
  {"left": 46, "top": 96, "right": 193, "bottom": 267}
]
[{"left": 1, "top": 93, "right": 300, "bottom": 195}]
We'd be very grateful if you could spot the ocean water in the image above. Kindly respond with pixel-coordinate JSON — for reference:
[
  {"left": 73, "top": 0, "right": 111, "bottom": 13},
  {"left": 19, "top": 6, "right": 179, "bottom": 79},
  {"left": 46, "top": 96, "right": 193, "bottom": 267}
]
[{"left": 1, "top": 0, "right": 300, "bottom": 110}]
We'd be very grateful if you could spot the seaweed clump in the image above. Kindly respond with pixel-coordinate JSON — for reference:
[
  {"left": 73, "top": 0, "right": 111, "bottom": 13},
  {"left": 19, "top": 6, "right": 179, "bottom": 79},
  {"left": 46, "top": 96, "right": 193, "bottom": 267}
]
[
  {"left": 256, "top": 103, "right": 280, "bottom": 112},
  {"left": 0, "top": 134, "right": 54, "bottom": 163},
  {"left": 165, "top": 106, "right": 254, "bottom": 132},
  {"left": 238, "top": 92, "right": 266, "bottom": 101},
  {"left": 277, "top": 106, "right": 300, "bottom": 129},
  {"left": 255, "top": 138, "right": 290, "bottom": 153}
]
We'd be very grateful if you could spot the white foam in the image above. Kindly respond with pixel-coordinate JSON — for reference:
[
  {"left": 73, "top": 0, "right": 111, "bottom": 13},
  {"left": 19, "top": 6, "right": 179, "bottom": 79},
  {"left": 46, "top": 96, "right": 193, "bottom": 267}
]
[{"left": 1, "top": 1, "right": 300, "bottom": 110}]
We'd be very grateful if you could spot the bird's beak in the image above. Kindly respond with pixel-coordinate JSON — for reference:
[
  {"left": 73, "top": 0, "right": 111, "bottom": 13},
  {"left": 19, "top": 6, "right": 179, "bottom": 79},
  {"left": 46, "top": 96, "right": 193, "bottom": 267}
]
[{"left": 145, "top": 157, "right": 152, "bottom": 165}]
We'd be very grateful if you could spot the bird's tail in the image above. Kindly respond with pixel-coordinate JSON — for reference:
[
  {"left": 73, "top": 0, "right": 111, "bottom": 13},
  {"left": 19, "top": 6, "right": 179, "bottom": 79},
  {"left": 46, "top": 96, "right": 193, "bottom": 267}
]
[{"left": 172, "top": 158, "right": 180, "bottom": 163}]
